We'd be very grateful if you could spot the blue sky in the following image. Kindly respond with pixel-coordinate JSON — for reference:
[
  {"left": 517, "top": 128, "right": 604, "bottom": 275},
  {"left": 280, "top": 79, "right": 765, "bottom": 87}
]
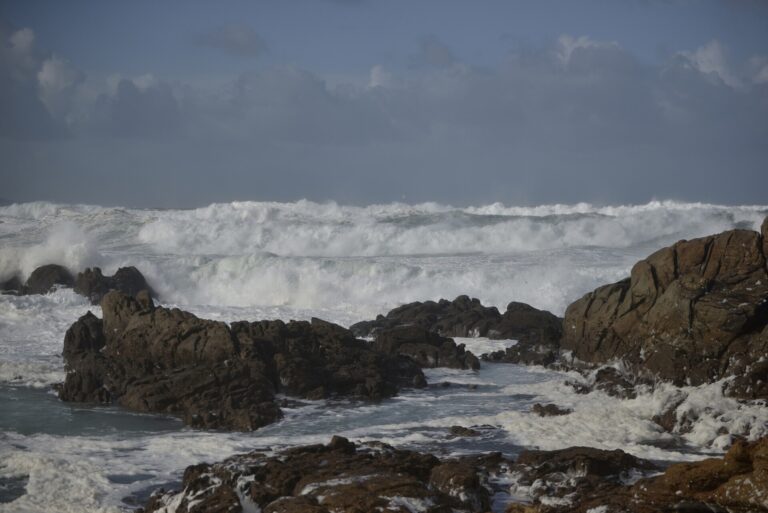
[{"left": 1, "top": 1, "right": 767, "bottom": 207}]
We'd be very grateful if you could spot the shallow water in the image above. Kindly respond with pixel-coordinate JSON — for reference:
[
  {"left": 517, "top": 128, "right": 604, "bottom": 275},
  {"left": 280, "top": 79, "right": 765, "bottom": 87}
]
[{"left": 1, "top": 200, "right": 767, "bottom": 512}]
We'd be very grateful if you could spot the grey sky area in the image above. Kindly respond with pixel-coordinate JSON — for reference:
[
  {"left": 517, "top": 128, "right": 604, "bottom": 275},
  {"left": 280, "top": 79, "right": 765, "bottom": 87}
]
[{"left": 1, "top": 1, "right": 767, "bottom": 208}]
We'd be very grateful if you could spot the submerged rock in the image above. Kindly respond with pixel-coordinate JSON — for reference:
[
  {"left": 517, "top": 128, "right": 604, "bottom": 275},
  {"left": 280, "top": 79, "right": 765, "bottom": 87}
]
[
  {"left": 59, "top": 291, "right": 425, "bottom": 430},
  {"left": 530, "top": 403, "right": 572, "bottom": 417},
  {"left": 140, "top": 436, "right": 507, "bottom": 513},
  {"left": 563, "top": 217, "right": 768, "bottom": 399}
]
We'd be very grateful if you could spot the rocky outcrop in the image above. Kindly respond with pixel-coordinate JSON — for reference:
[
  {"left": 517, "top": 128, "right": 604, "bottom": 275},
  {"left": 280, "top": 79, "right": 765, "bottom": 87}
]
[
  {"left": 59, "top": 291, "right": 426, "bottom": 430},
  {"left": 1, "top": 264, "right": 76, "bottom": 295},
  {"left": 351, "top": 295, "right": 562, "bottom": 343},
  {"left": 371, "top": 325, "right": 480, "bottom": 370},
  {"left": 1, "top": 264, "right": 155, "bottom": 303},
  {"left": 73, "top": 266, "right": 154, "bottom": 304},
  {"left": 563, "top": 218, "right": 768, "bottom": 399},
  {"left": 141, "top": 436, "right": 508, "bottom": 513},
  {"left": 509, "top": 436, "right": 768, "bottom": 513}
]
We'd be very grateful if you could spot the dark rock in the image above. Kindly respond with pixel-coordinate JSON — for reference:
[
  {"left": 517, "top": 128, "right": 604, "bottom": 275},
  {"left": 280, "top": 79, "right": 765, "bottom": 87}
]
[
  {"left": 562, "top": 218, "right": 768, "bottom": 398},
  {"left": 0, "top": 275, "right": 24, "bottom": 294},
  {"left": 60, "top": 291, "right": 425, "bottom": 431},
  {"left": 74, "top": 266, "right": 154, "bottom": 305},
  {"left": 351, "top": 295, "right": 562, "bottom": 346},
  {"left": 523, "top": 436, "right": 768, "bottom": 513},
  {"left": 142, "top": 437, "right": 507, "bottom": 513},
  {"left": 531, "top": 403, "right": 572, "bottom": 417},
  {"left": 24, "top": 264, "right": 74, "bottom": 294},
  {"left": 371, "top": 324, "right": 480, "bottom": 370},
  {"left": 448, "top": 425, "right": 481, "bottom": 438},
  {"left": 566, "top": 367, "right": 639, "bottom": 399},
  {"left": 482, "top": 342, "right": 558, "bottom": 366},
  {"left": 508, "top": 446, "right": 658, "bottom": 510}
]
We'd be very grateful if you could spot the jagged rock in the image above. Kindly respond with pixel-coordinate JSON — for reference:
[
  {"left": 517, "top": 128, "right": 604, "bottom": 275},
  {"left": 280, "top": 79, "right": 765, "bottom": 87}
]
[
  {"left": 60, "top": 291, "right": 426, "bottom": 430},
  {"left": 23, "top": 264, "right": 74, "bottom": 294},
  {"left": 531, "top": 403, "right": 572, "bottom": 417},
  {"left": 523, "top": 436, "right": 768, "bottom": 513},
  {"left": 563, "top": 218, "right": 768, "bottom": 398},
  {"left": 74, "top": 266, "right": 155, "bottom": 304},
  {"left": 371, "top": 325, "right": 480, "bottom": 370},
  {"left": 506, "top": 446, "right": 658, "bottom": 511},
  {"left": 351, "top": 295, "right": 562, "bottom": 345},
  {"left": 140, "top": 437, "right": 507, "bottom": 513},
  {"left": 482, "top": 342, "right": 558, "bottom": 366}
]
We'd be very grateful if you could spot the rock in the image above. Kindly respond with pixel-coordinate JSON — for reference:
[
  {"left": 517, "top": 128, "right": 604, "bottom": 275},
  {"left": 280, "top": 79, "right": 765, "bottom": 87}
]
[
  {"left": 60, "top": 291, "right": 425, "bottom": 431},
  {"left": 507, "top": 446, "right": 658, "bottom": 510},
  {"left": 351, "top": 295, "right": 562, "bottom": 346},
  {"left": 482, "top": 342, "right": 558, "bottom": 366},
  {"left": 141, "top": 437, "right": 507, "bottom": 513},
  {"left": 532, "top": 436, "right": 768, "bottom": 513},
  {"left": 23, "top": 264, "right": 74, "bottom": 294},
  {"left": 371, "top": 324, "right": 480, "bottom": 370},
  {"left": 448, "top": 425, "right": 481, "bottom": 438},
  {"left": 74, "top": 266, "right": 154, "bottom": 304},
  {"left": 530, "top": 403, "right": 571, "bottom": 417},
  {"left": 0, "top": 275, "right": 24, "bottom": 294},
  {"left": 562, "top": 218, "right": 768, "bottom": 398}
]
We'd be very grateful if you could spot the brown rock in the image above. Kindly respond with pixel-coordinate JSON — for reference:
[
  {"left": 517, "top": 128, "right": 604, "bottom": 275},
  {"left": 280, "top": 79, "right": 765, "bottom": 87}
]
[
  {"left": 74, "top": 266, "right": 155, "bottom": 305},
  {"left": 372, "top": 324, "right": 481, "bottom": 370},
  {"left": 24, "top": 264, "right": 74, "bottom": 294},
  {"left": 562, "top": 219, "right": 768, "bottom": 397}
]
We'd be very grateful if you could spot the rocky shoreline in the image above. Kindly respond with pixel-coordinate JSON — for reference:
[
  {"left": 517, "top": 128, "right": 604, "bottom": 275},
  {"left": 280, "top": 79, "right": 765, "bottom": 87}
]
[{"left": 3, "top": 216, "right": 768, "bottom": 511}]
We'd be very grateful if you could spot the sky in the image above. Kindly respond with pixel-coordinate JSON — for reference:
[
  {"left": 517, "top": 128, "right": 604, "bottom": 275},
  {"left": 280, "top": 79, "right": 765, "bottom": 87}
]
[{"left": 1, "top": 0, "right": 767, "bottom": 208}]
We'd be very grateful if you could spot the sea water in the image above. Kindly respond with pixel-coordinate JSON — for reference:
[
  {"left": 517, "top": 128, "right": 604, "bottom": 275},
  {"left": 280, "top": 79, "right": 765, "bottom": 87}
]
[{"left": 1, "top": 200, "right": 767, "bottom": 512}]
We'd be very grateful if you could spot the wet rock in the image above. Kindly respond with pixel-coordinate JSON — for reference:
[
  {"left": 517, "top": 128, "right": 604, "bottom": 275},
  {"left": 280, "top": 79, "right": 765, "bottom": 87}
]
[
  {"left": 0, "top": 275, "right": 24, "bottom": 294},
  {"left": 448, "top": 425, "right": 481, "bottom": 438},
  {"left": 531, "top": 436, "right": 768, "bottom": 513},
  {"left": 372, "top": 325, "right": 480, "bottom": 370},
  {"left": 23, "top": 264, "right": 74, "bottom": 294},
  {"left": 60, "top": 291, "right": 425, "bottom": 431},
  {"left": 351, "top": 295, "right": 562, "bottom": 346},
  {"left": 482, "top": 342, "right": 558, "bottom": 366},
  {"left": 562, "top": 217, "right": 768, "bottom": 398},
  {"left": 531, "top": 403, "right": 572, "bottom": 417},
  {"left": 507, "top": 446, "right": 658, "bottom": 510},
  {"left": 74, "top": 266, "right": 155, "bottom": 304},
  {"left": 141, "top": 437, "right": 507, "bottom": 513}
]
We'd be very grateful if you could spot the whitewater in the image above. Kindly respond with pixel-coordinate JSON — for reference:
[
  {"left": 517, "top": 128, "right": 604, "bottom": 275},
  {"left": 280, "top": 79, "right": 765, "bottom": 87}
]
[{"left": 1, "top": 199, "right": 767, "bottom": 512}]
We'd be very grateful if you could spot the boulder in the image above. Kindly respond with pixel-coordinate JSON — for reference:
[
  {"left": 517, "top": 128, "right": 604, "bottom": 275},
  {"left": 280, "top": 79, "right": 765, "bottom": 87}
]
[
  {"left": 562, "top": 218, "right": 768, "bottom": 398},
  {"left": 60, "top": 291, "right": 425, "bottom": 431},
  {"left": 371, "top": 324, "right": 480, "bottom": 370},
  {"left": 23, "top": 264, "right": 74, "bottom": 294},
  {"left": 140, "top": 437, "right": 507, "bottom": 513},
  {"left": 530, "top": 403, "right": 571, "bottom": 417},
  {"left": 74, "top": 266, "right": 154, "bottom": 304}
]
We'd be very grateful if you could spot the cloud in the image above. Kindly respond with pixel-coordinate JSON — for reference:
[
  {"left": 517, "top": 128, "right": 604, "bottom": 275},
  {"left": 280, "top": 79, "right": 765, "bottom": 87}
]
[
  {"left": 677, "top": 40, "right": 741, "bottom": 89},
  {"left": 413, "top": 35, "right": 457, "bottom": 68},
  {"left": 193, "top": 24, "right": 267, "bottom": 58},
  {"left": 0, "top": 24, "right": 82, "bottom": 139},
  {"left": 92, "top": 77, "right": 181, "bottom": 138}
]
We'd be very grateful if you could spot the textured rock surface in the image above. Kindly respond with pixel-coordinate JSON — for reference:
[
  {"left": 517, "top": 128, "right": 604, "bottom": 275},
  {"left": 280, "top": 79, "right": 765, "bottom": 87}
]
[
  {"left": 140, "top": 437, "right": 507, "bottom": 513},
  {"left": 371, "top": 324, "right": 480, "bottom": 370},
  {"left": 60, "top": 291, "right": 425, "bottom": 430},
  {"left": 563, "top": 219, "right": 768, "bottom": 398},
  {"left": 510, "top": 436, "right": 768, "bottom": 513},
  {"left": 73, "top": 266, "right": 154, "bottom": 304},
  {"left": 351, "top": 295, "right": 562, "bottom": 343}
]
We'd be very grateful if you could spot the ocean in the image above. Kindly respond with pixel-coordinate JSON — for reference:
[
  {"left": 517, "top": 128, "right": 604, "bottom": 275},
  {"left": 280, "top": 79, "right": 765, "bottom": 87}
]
[{"left": 1, "top": 200, "right": 767, "bottom": 512}]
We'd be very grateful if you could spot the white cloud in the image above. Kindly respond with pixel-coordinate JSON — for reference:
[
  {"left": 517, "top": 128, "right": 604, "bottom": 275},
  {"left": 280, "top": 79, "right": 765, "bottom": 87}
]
[
  {"left": 37, "top": 55, "right": 85, "bottom": 118},
  {"left": 556, "top": 34, "right": 619, "bottom": 68},
  {"left": 368, "top": 65, "right": 392, "bottom": 88},
  {"left": 678, "top": 40, "right": 741, "bottom": 89}
]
